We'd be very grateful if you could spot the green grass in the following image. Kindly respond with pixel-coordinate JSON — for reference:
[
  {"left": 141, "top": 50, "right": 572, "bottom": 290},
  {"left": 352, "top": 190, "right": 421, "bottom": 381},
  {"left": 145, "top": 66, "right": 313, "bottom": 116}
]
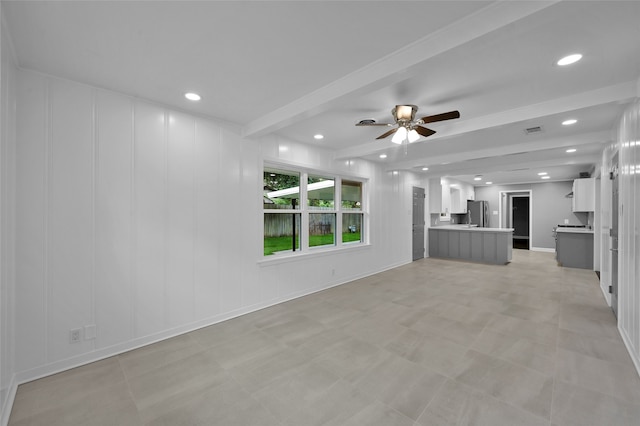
[{"left": 264, "top": 232, "right": 361, "bottom": 256}]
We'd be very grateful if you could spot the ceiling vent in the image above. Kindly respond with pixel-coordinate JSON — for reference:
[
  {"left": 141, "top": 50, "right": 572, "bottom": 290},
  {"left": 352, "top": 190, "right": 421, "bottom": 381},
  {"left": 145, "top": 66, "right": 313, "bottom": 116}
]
[{"left": 524, "top": 126, "right": 543, "bottom": 135}]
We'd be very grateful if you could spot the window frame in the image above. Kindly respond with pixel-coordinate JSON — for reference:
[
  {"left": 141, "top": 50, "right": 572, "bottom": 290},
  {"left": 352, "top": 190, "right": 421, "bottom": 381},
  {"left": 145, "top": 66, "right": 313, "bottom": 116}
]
[{"left": 262, "top": 163, "right": 368, "bottom": 260}]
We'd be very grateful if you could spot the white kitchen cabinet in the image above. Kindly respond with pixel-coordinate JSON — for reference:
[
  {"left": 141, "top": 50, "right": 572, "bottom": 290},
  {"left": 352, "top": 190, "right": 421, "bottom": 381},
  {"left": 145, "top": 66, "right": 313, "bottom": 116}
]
[
  {"left": 428, "top": 178, "right": 442, "bottom": 214},
  {"left": 450, "top": 183, "right": 475, "bottom": 213},
  {"left": 572, "top": 178, "right": 595, "bottom": 212}
]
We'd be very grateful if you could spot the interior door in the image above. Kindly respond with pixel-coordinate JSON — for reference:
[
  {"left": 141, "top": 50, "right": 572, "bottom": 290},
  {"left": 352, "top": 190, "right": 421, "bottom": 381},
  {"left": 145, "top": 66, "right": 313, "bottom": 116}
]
[
  {"left": 611, "top": 154, "right": 619, "bottom": 318},
  {"left": 413, "top": 187, "right": 425, "bottom": 261}
]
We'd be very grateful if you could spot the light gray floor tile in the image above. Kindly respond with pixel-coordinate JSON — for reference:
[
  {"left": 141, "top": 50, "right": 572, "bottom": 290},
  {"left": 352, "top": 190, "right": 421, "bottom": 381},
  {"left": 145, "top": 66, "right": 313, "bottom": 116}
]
[
  {"left": 283, "top": 379, "right": 374, "bottom": 426},
  {"left": 339, "top": 400, "right": 415, "bottom": 426},
  {"left": 418, "top": 378, "right": 549, "bottom": 426},
  {"left": 118, "top": 333, "right": 203, "bottom": 380},
  {"left": 453, "top": 349, "right": 553, "bottom": 420},
  {"left": 555, "top": 347, "right": 640, "bottom": 404},
  {"left": 557, "top": 327, "right": 633, "bottom": 365},
  {"left": 9, "top": 251, "right": 640, "bottom": 425},
  {"left": 385, "top": 328, "right": 469, "bottom": 377},
  {"left": 551, "top": 380, "right": 640, "bottom": 426},
  {"left": 127, "top": 350, "right": 229, "bottom": 412},
  {"left": 471, "top": 329, "right": 557, "bottom": 375},
  {"left": 354, "top": 352, "right": 446, "bottom": 420},
  {"left": 253, "top": 362, "right": 340, "bottom": 422}
]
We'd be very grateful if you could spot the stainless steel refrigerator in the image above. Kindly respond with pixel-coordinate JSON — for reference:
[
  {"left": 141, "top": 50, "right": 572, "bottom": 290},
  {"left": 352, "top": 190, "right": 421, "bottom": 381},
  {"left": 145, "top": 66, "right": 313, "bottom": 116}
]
[{"left": 467, "top": 200, "right": 489, "bottom": 227}]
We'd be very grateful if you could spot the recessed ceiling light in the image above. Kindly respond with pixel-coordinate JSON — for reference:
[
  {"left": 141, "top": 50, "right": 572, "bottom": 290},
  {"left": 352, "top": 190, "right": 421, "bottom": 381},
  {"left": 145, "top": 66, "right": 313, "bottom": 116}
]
[
  {"left": 422, "top": 167, "right": 429, "bottom": 171},
  {"left": 392, "top": 171, "right": 399, "bottom": 175},
  {"left": 314, "top": 134, "right": 324, "bottom": 140},
  {"left": 485, "top": 182, "right": 493, "bottom": 185},
  {"left": 542, "top": 176, "right": 551, "bottom": 179},
  {"left": 184, "top": 92, "right": 201, "bottom": 101},
  {"left": 557, "top": 53, "right": 582, "bottom": 66},
  {"left": 538, "top": 172, "right": 548, "bottom": 176},
  {"left": 379, "top": 154, "right": 387, "bottom": 159},
  {"left": 474, "top": 176, "right": 482, "bottom": 181},
  {"left": 562, "top": 119, "right": 577, "bottom": 126},
  {"left": 566, "top": 148, "right": 577, "bottom": 153}
]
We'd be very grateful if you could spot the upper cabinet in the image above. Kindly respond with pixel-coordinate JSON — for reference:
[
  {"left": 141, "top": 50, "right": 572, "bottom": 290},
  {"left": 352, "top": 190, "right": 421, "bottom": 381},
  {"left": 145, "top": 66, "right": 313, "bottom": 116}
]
[
  {"left": 572, "top": 178, "right": 595, "bottom": 212},
  {"left": 438, "top": 178, "right": 475, "bottom": 214},
  {"left": 449, "top": 182, "right": 475, "bottom": 213},
  {"left": 428, "top": 178, "right": 442, "bottom": 214}
]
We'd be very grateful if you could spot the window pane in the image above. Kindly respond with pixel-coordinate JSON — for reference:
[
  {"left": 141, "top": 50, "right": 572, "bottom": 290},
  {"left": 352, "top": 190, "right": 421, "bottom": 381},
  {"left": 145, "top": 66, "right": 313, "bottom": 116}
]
[
  {"left": 307, "top": 175, "right": 334, "bottom": 210},
  {"left": 264, "top": 168, "right": 300, "bottom": 209},
  {"left": 309, "top": 213, "right": 335, "bottom": 248},
  {"left": 342, "top": 180, "right": 362, "bottom": 211},
  {"left": 264, "top": 213, "right": 300, "bottom": 255},
  {"left": 342, "top": 213, "right": 363, "bottom": 244}
]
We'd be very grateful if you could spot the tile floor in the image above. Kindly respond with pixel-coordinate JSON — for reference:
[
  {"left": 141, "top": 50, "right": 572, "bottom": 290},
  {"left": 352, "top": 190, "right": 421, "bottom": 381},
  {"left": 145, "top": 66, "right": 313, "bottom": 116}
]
[{"left": 9, "top": 250, "right": 640, "bottom": 425}]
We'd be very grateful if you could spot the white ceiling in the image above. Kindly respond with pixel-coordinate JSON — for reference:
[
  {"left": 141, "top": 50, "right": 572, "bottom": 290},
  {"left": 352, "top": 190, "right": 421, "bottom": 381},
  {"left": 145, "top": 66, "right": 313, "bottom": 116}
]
[{"left": 4, "top": 1, "right": 640, "bottom": 185}]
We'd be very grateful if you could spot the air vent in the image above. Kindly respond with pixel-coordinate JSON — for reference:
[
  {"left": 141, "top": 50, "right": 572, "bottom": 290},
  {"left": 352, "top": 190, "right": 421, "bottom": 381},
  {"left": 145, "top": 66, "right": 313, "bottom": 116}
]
[
  {"left": 524, "top": 126, "right": 543, "bottom": 135},
  {"left": 579, "top": 172, "right": 590, "bottom": 178}
]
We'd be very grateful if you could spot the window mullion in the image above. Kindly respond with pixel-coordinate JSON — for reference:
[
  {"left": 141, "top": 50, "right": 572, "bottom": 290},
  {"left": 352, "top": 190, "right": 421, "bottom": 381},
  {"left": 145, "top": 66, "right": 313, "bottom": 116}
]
[
  {"left": 335, "top": 177, "right": 342, "bottom": 248},
  {"left": 300, "top": 171, "right": 309, "bottom": 252}
]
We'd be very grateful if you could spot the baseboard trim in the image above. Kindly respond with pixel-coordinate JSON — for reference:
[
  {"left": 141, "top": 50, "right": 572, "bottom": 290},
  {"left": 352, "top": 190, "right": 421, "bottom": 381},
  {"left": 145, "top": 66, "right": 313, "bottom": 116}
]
[
  {"left": 1, "top": 374, "right": 17, "bottom": 426},
  {"left": 619, "top": 324, "right": 640, "bottom": 379},
  {"left": 530, "top": 247, "right": 555, "bottom": 253}
]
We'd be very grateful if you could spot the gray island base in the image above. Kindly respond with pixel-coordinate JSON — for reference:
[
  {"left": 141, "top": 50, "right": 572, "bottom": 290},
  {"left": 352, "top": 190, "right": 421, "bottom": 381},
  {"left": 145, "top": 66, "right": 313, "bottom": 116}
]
[{"left": 429, "top": 225, "right": 514, "bottom": 265}]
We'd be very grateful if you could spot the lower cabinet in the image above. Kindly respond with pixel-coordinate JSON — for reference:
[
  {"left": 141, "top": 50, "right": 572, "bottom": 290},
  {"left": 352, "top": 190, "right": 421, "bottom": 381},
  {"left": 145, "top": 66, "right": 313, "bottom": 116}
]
[
  {"left": 429, "top": 228, "right": 512, "bottom": 265},
  {"left": 556, "top": 232, "right": 594, "bottom": 269}
]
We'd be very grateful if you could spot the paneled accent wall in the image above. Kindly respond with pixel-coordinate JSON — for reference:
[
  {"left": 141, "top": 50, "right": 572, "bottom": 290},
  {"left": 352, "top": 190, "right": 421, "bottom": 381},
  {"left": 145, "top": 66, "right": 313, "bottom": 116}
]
[
  {"left": 12, "top": 69, "right": 412, "bottom": 385},
  {"left": 617, "top": 98, "right": 640, "bottom": 374},
  {"left": 0, "top": 10, "right": 17, "bottom": 421}
]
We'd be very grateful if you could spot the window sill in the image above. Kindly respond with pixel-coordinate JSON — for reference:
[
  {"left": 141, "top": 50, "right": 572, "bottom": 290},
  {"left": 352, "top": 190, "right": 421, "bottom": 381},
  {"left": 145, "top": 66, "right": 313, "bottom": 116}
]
[{"left": 258, "top": 243, "right": 372, "bottom": 266}]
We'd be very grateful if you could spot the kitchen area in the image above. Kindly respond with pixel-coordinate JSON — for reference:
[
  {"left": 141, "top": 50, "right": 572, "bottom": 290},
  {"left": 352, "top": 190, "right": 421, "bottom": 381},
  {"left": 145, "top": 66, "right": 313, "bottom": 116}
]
[
  {"left": 427, "top": 177, "right": 597, "bottom": 269},
  {"left": 427, "top": 178, "right": 514, "bottom": 265}
]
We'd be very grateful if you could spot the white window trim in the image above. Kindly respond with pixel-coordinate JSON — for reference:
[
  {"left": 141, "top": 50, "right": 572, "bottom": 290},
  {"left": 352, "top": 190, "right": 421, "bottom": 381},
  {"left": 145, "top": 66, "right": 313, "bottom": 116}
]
[{"left": 262, "top": 164, "right": 368, "bottom": 261}]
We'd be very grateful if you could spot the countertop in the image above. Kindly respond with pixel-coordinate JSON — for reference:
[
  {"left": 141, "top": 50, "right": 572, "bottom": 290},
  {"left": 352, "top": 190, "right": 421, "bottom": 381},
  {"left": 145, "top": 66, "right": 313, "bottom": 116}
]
[
  {"left": 556, "top": 227, "right": 594, "bottom": 234},
  {"left": 431, "top": 225, "right": 514, "bottom": 233}
]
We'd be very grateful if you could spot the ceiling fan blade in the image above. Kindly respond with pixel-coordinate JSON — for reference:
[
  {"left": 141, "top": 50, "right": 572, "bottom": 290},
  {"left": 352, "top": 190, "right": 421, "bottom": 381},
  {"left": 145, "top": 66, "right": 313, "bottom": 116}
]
[
  {"left": 414, "top": 126, "right": 436, "bottom": 138},
  {"left": 376, "top": 127, "right": 398, "bottom": 139},
  {"left": 355, "top": 122, "right": 394, "bottom": 127},
  {"left": 419, "top": 110, "right": 460, "bottom": 124}
]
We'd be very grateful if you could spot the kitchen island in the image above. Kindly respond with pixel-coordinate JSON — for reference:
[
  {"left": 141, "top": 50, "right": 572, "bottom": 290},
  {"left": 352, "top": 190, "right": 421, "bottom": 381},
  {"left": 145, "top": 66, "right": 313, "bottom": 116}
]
[{"left": 428, "top": 225, "right": 514, "bottom": 265}]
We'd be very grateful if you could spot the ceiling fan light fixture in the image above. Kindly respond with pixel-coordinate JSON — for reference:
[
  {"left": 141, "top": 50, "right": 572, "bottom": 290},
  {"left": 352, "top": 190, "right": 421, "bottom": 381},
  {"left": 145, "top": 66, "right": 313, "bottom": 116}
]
[
  {"left": 407, "top": 129, "right": 420, "bottom": 143},
  {"left": 557, "top": 54, "right": 582, "bottom": 66},
  {"left": 184, "top": 92, "right": 201, "bottom": 101},
  {"left": 391, "top": 126, "right": 407, "bottom": 144},
  {"left": 394, "top": 105, "right": 416, "bottom": 121}
]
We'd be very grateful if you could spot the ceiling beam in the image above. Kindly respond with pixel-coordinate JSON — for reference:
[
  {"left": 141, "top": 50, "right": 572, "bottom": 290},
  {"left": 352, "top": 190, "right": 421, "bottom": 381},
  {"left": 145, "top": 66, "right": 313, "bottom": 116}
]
[
  {"left": 242, "top": 0, "right": 561, "bottom": 138},
  {"left": 385, "top": 130, "right": 611, "bottom": 171}
]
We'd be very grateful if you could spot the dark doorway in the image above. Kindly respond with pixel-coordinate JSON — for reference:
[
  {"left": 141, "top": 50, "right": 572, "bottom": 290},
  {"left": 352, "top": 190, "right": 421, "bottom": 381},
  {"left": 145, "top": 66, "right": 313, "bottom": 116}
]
[{"left": 512, "top": 196, "right": 530, "bottom": 249}]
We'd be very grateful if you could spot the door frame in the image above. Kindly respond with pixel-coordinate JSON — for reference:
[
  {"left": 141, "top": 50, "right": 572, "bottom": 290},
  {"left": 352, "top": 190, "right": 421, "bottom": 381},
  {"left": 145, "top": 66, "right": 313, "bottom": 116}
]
[{"left": 499, "top": 190, "right": 533, "bottom": 248}]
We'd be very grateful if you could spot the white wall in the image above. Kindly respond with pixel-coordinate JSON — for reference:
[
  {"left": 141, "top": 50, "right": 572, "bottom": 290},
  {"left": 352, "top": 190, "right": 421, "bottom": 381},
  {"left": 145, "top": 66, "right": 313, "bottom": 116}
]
[
  {"left": 10, "top": 69, "right": 414, "bottom": 393},
  {"left": 0, "top": 8, "right": 17, "bottom": 423},
  {"left": 615, "top": 98, "right": 640, "bottom": 375}
]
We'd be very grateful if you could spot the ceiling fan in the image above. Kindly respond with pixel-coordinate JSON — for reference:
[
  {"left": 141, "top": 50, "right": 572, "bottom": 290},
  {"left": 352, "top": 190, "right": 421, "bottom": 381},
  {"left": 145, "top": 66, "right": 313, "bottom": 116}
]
[{"left": 356, "top": 105, "right": 460, "bottom": 144}]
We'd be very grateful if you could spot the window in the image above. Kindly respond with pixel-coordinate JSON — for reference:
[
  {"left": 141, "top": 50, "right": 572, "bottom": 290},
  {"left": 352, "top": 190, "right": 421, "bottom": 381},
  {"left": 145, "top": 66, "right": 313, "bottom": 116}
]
[
  {"left": 341, "top": 180, "right": 363, "bottom": 244},
  {"left": 263, "top": 166, "right": 366, "bottom": 256}
]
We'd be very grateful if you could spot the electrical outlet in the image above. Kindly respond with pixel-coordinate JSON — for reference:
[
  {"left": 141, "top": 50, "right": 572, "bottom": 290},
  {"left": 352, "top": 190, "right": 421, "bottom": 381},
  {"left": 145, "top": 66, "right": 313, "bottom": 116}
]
[{"left": 69, "top": 328, "right": 82, "bottom": 343}]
